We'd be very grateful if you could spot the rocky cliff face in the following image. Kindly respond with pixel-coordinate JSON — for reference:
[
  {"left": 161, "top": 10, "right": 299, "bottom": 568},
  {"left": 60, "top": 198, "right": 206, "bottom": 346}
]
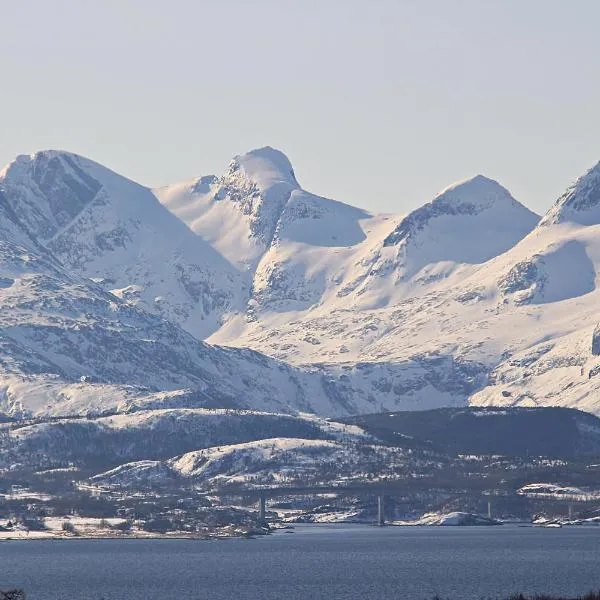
[{"left": 541, "top": 161, "right": 600, "bottom": 226}]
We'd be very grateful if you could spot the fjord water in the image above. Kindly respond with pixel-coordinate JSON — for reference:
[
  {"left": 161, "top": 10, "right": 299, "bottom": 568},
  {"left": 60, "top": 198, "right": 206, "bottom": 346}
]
[{"left": 1, "top": 525, "right": 599, "bottom": 600}]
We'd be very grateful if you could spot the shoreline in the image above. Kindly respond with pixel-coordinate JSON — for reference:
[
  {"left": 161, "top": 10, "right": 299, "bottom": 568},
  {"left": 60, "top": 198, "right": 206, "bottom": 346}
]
[
  {"left": 0, "top": 528, "right": 271, "bottom": 542},
  {"left": 3, "top": 521, "right": 600, "bottom": 542},
  {"left": 0, "top": 537, "right": 250, "bottom": 542}
]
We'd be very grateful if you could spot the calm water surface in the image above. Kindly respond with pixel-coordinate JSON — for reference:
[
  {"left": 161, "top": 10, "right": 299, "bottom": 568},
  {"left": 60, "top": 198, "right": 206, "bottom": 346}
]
[{"left": 1, "top": 524, "right": 600, "bottom": 600}]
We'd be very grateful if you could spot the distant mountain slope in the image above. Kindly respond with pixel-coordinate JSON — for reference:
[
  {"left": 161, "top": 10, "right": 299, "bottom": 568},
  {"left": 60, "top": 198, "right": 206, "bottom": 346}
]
[
  {"left": 343, "top": 407, "right": 600, "bottom": 457},
  {"left": 1, "top": 409, "right": 369, "bottom": 471},
  {"left": 206, "top": 166, "right": 542, "bottom": 368},
  {"left": 198, "top": 153, "right": 600, "bottom": 418},
  {"left": 382, "top": 175, "right": 540, "bottom": 272}
]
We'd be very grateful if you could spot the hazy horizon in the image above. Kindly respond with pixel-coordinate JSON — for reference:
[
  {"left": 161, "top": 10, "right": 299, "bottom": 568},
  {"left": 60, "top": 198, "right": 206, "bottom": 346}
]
[{"left": 2, "top": 0, "right": 600, "bottom": 215}]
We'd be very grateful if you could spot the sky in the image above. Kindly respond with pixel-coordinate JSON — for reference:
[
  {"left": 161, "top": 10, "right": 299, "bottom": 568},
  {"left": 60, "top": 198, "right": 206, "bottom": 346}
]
[{"left": 1, "top": 0, "right": 600, "bottom": 216}]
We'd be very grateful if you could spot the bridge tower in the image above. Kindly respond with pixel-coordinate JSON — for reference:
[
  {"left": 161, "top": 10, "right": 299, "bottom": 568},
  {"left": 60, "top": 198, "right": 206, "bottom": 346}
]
[
  {"left": 258, "top": 493, "right": 267, "bottom": 522},
  {"left": 377, "top": 494, "right": 385, "bottom": 526}
]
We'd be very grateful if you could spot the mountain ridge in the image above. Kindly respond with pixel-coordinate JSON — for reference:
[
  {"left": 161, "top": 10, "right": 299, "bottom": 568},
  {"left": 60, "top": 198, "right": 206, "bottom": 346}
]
[{"left": 2, "top": 146, "right": 600, "bottom": 419}]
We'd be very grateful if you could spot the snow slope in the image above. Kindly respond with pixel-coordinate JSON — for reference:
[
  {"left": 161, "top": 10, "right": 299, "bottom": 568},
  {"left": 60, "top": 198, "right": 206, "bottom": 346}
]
[
  {"left": 382, "top": 175, "right": 539, "bottom": 272},
  {"left": 205, "top": 169, "right": 542, "bottom": 367},
  {"left": 194, "top": 154, "right": 600, "bottom": 417}
]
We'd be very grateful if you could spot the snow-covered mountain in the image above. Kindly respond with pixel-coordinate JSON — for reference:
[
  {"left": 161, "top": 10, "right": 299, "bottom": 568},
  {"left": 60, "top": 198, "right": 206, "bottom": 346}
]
[
  {"left": 0, "top": 229, "right": 341, "bottom": 418},
  {"left": 158, "top": 149, "right": 600, "bottom": 417},
  {"left": 0, "top": 151, "right": 246, "bottom": 339},
  {"left": 3, "top": 145, "right": 600, "bottom": 421},
  {"left": 383, "top": 175, "right": 539, "bottom": 265},
  {"left": 0, "top": 165, "right": 361, "bottom": 418}
]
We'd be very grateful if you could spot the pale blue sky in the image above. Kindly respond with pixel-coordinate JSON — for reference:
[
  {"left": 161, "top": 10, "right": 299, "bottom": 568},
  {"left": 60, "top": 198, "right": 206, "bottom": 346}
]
[{"left": 2, "top": 0, "right": 600, "bottom": 216}]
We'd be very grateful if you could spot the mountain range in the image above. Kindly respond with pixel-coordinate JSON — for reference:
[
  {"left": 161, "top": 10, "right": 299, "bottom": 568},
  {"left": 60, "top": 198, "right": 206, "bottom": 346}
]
[{"left": 1, "top": 146, "right": 600, "bottom": 419}]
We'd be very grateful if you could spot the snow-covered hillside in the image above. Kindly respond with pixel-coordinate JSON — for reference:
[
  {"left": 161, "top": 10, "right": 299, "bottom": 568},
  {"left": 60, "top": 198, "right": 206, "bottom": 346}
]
[
  {"left": 541, "top": 161, "right": 600, "bottom": 226},
  {"left": 0, "top": 408, "right": 370, "bottom": 471},
  {"left": 89, "top": 437, "right": 413, "bottom": 490},
  {"left": 382, "top": 175, "right": 539, "bottom": 272}
]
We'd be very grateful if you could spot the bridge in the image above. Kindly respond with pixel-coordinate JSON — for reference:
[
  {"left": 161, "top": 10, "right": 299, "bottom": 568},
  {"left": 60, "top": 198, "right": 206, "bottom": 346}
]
[
  {"left": 204, "top": 482, "right": 504, "bottom": 526},
  {"left": 205, "top": 484, "right": 394, "bottom": 526}
]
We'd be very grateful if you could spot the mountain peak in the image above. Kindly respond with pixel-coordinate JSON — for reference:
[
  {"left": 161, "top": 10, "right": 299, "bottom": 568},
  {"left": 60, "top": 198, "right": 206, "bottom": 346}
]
[
  {"left": 228, "top": 146, "right": 299, "bottom": 191},
  {"left": 0, "top": 149, "right": 108, "bottom": 239},
  {"left": 0, "top": 149, "right": 110, "bottom": 193},
  {"left": 384, "top": 175, "right": 538, "bottom": 249},
  {"left": 541, "top": 160, "right": 600, "bottom": 226},
  {"left": 437, "top": 174, "right": 513, "bottom": 204},
  {"left": 1, "top": 149, "right": 66, "bottom": 179},
  {"left": 2, "top": 148, "right": 86, "bottom": 168}
]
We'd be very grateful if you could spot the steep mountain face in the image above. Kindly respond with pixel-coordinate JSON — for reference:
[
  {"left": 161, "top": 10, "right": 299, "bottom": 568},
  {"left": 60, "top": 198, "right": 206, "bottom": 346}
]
[
  {"left": 155, "top": 147, "right": 300, "bottom": 271},
  {"left": 541, "top": 161, "right": 600, "bottom": 226},
  {"left": 200, "top": 154, "right": 600, "bottom": 418},
  {"left": 0, "top": 248, "right": 326, "bottom": 419},
  {"left": 205, "top": 168, "right": 543, "bottom": 408},
  {"left": 247, "top": 190, "right": 371, "bottom": 316},
  {"left": 311, "top": 175, "right": 540, "bottom": 313},
  {"left": 0, "top": 151, "right": 245, "bottom": 339}
]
